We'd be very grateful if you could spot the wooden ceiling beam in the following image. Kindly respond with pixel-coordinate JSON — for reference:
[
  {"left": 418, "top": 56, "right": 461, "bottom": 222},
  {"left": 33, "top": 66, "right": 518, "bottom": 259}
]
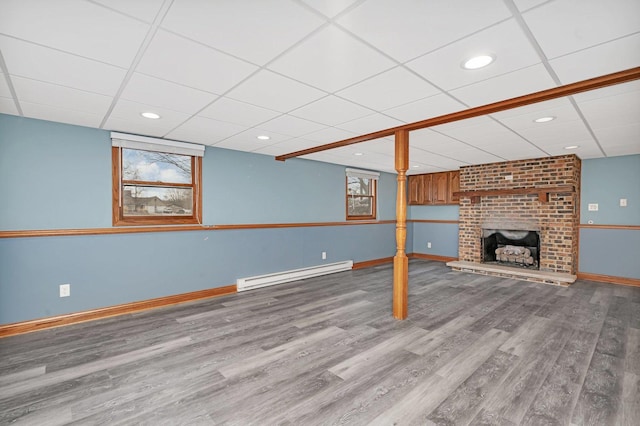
[{"left": 275, "top": 66, "right": 640, "bottom": 161}]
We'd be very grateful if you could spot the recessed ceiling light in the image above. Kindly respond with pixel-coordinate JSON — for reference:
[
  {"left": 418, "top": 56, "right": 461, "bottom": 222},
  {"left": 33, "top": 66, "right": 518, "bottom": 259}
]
[
  {"left": 462, "top": 54, "right": 494, "bottom": 70},
  {"left": 141, "top": 112, "right": 160, "bottom": 119},
  {"left": 412, "top": 165, "right": 420, "bottom": 168},
  {"left": 534, "top": 116, "right": 556, "bottom": 123},
  {"left": 256, "top": 135, "right": 270, "bottom": 140},
  {"left": 564, "top": 145, "right": 579, "bottom": 150},
  {"left": 354, "top": 152, "right": 364, "bottom": 156}
]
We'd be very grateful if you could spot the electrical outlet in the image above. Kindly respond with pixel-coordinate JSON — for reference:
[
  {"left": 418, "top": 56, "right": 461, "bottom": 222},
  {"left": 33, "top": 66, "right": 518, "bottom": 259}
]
[
  {"left": 322, "top": 251, "right": 327, "bottom": 260},
  {"left": 427, "top": 242, "right": 432, "bottom": 249},
  {"left": 620, "top": 198, "right": 627, "bottom": 207},
  {"left": 59, "top": 284, "right": 70, "bottom": 298}
]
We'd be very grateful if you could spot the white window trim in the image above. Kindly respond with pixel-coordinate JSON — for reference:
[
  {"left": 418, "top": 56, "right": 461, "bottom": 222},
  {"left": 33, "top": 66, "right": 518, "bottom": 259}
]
[
  {"left": 111, "top": 132, "right": 204, "bottom": 157},
  {"left": 345, "top": 168, "right": 380, "bottom": 180}
]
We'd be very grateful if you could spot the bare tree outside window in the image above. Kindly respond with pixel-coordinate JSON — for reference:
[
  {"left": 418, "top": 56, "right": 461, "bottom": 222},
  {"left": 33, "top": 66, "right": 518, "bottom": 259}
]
[
  {"left": 113, "top": 146, "right": 201, "bottom": 226},
  {"left": 347, "top": 176, "right": 376, "bottom": 220}
]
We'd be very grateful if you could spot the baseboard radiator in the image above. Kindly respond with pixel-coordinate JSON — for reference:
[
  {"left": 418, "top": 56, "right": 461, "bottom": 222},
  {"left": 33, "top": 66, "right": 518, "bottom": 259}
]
[{"left": 237, "top": 260, "right": 353, "bottom": 292}]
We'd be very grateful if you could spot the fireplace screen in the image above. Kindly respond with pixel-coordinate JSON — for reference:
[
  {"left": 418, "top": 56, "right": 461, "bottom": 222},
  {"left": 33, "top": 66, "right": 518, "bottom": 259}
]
[{"left": 481, "top": 229, "right": 540, "bottom": 269}]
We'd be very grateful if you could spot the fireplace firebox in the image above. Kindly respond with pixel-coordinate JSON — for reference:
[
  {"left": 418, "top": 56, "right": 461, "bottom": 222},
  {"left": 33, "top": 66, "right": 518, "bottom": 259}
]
[{"left": 481, "top": 229, "right": 540, "bottom": 270}]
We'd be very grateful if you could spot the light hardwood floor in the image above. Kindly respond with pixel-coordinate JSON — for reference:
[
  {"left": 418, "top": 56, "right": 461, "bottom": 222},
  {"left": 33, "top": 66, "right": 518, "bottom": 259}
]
[{"left": 0, "top": 260, "right": 638, "bottom": 425}]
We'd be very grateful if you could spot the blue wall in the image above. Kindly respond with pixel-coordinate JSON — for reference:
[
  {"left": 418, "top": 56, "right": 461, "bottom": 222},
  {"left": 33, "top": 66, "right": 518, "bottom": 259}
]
[
  {"left": 0, "top": 114, "right": 397, "bottom": 325},
  {"left": 0, "top": 115, "right": 112, "bottom": 230},
  {"left": 1, "top": 113, "right": 637, "bottom": 325},
  {"left": 0, "top": 114, "right": 396, "bottom": 230},
  {"left": 578, "top": 154, "right": 640, "bottom": 280},
  {"left": 409, "top": 205, "right": 459, "bottom": 257},
  {"left": 580, "top": 155, "right": 640, "bottom": 225},
  {"left": 579, "top": 228, "right": 640, "bottom": 280},
  {"left": 0, "top": 224, "right": 395, "bottom": 323}
]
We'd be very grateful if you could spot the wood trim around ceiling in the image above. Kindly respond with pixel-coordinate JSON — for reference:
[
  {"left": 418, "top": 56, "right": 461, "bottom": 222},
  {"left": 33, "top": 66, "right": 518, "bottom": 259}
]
[{"left": 274, "top": 66, "right": 640, "bottom": 161}]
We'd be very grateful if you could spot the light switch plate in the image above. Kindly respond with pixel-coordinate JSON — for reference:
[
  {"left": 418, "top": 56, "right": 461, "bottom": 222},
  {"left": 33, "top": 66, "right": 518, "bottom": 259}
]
[
  {"left": 588, "top": 203, "right": 598, "bottom": 211},
  {"left": 620, "top": 198, "right": 627, "bottom": 207}
]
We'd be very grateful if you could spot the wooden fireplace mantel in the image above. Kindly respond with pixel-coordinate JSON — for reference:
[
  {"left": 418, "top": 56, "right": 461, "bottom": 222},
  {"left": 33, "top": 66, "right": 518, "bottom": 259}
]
[{"left": 453, "top": 185, "right": 575, "bottom": 203}]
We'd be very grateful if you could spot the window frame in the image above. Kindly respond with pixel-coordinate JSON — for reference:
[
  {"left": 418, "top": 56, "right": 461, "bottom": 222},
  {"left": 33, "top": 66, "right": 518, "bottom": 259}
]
[
  {"left": 111, "top": 146, "right": 202, "bottom": 226},
  {"left": 345, "top": 175, "right": 377, "bottom": 221}
]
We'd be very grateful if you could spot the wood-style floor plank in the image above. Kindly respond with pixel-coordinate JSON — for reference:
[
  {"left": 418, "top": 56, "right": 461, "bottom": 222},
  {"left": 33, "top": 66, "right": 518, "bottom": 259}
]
[{"left": 1, "top": 259, "right": 638, "bottom": 425}]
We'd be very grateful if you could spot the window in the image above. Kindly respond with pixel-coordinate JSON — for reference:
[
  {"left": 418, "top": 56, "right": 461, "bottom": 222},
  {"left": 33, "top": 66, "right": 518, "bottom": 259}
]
[
  {"left": 346, "top": 168, "right": 379, "bottom": 220},
  {"left": 111, "top": 132, "right": 204, "bottom": 226}
]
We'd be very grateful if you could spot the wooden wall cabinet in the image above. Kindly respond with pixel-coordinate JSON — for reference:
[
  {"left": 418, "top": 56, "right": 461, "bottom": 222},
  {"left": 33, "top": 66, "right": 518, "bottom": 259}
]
[
  {"left": 407, "top": 170, "right": 460, "bottom": 205},
  {"left": 449, "top": 170, "right": 460, "bottom": 203},
  {"left": 408, "top": 174, "right": 424, "bottom": 205}
]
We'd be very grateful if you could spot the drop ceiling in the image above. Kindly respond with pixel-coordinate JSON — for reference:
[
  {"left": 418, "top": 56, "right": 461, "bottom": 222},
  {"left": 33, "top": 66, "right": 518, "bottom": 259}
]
[{"left": 1, "top": 0, "right": 639, "bottom": 174}]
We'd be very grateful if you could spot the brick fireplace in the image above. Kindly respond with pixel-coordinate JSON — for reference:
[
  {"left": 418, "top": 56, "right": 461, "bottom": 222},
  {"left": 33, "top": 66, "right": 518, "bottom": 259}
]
[{"left": 450, "top": 154, "right": 581, "bottom": 284}]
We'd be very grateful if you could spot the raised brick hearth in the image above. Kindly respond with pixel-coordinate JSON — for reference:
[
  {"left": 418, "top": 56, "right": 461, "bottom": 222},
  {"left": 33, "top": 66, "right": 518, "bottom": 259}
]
[{"left": 452, "top": 154, "right": 581, "bottom": 283}]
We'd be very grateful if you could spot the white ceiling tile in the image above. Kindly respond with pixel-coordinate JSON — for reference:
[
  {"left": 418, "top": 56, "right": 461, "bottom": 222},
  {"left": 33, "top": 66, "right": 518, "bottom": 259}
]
[
  {"left": 409, "top": 147, "right": 467, "bottom": 169},
  {"left": 384, "top": 93, "right": 466, "bottom": 123},
  {"left": 408, "top": 165, "right": 448, "bottom": 175},
  {"left": 484, "top": 144, "right": 548, "bottom": 160},
  {"left": 161, "top": 0, "right": 324, "bottom": 65},
  {"left": 0, "top": 36, "right": 126, "bottom": 96},
  {"left": 0, "top": 74, "right": 12, "bottom": 98},
  {"left": 523, "top": 0, "right": 640, "bottom": 59},
  {"left": 592, "top": 123, "right": 640, "bottom": 155},
  {"left": 450, "top": 64, "right": 556, "bottom": 107},
  {"left": 407, "top": 19, "right": 541, "bottom": 91},
  {"left": 548, "top": 144, "right": 603, "bottom": 159},
  {"left": 434, "top": 119, "right": 529, "bottom": 148},
  {"left": 120, "top": 73, "right": 217, "bottom": 115},
  {"left": 410, "top": 128, "right": 474, "bottom": 154},
  {"left": 295, "top": 127, "right": 356, "bottom": 144},
  {"left": 300, "top": 0, "right": 360, "bottom": 18},
  {"left": 268, "top": 25, "right": 396, "bottom": 93},
  {"left": 601, "top": 144, "right": 640, "bottom": 157},
  {"left": 290, "top": 96, "right": 372, "bottom": 126},
  {"left": 450, "top": 149, "right": 504, "bottom": 164},
  {"left": 91, "top": 0, "right": 165, "bottom": 22},
  {"left": 489, "top": 97, "right": 572, "bottom": 120},
  {"left": 336, "top": 67, "right": 440, "bottom": 110},
  {"left": 20, "top": 100, "right": 103, "bottom": 128},
  {"left": 12, "top": 76, "right": 112, "bottom": 117},
  {"left": 520, "top": 121, "right": 595, "bottom": 148},
  {"left": 0, "top": 0, "right": 149, "bottom": 67},
  {"left": 136, "top": 30, "right": 258, "bottom": 95},
  {"left": 513, "top": 0, "right": 549, "bottom": 12},
  {"left": 362, "top": 139, "right": 394, "bottom": 156},
  {"left": 495, "top": 102, "right": 581, "bottom": 132},
  {"left": 258, "top": 115, "right": 327, "bottom": 138},
  {"left": 337, "top": 113, "right": 403, "bottom": 134},
  {"left": 213, "top": 129, "right": 291, "bottom": 152},
  {"left": 253, "top": 138, "right": 321, "bottom": 156},
  {"left": 107, "top": 99, "right": 191, "bottom": 136},
  {"left": 199, "top": 97, "right": 280, "bottom": 127},
  {"left": 431, "top": 116, "right": 493, "bottom": 132},
  {"left": 577, "top": 91, "right": 640, "bottom": 130},
  {"left": 226, "top": 70, "right": 326, "bottom": 113},
  {"left": 337, "top": 0, "right": 511, "bottom": 62},
  {"left": 165, "top": 115, "right": 245, "bottom": 145},
  {"left": 572, "top": 81, "right": 640, "bottom": 103},
  {"left": 550, "top": 33, "right": 640, "bottom": 85},
  {"left": 0, "top": 97, "right": 19, "bottom": 115}
]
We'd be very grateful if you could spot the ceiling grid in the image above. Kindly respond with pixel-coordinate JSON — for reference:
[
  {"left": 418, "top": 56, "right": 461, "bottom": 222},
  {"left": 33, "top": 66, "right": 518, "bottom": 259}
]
[{"left": 0, "top": 0, "right": 637, "bottom": 173}]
